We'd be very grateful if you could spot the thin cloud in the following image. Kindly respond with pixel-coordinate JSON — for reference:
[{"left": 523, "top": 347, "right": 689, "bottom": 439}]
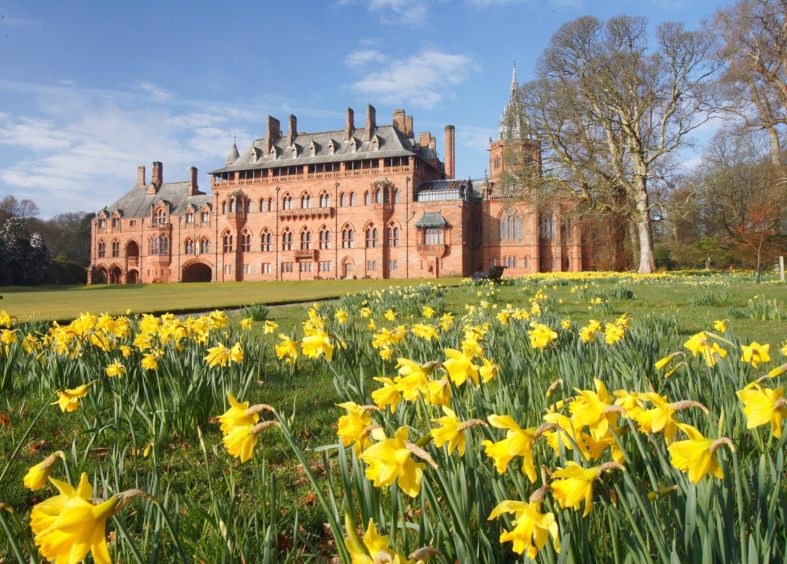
[
  {"left": 349, "top": 48, "right": 477, "bottom": 109},
  {"left": 345, "top": 49, "right": 388, "bottom": 68}
]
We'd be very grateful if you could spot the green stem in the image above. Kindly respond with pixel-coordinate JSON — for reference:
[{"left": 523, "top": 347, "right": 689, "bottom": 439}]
[
  {"left": 0, "top": 509, "right": 25, "bottom": 563},
  {"left": 0, "top": 393, "right": 56, "bottom": 485},
  {"left": 730, "top": 450, "right": 746, "bottom": 561}
]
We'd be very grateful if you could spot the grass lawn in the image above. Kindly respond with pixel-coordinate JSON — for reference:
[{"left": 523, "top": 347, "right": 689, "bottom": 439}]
[{"left": 0, "top": 277, "right": 463, "bottom": 322}]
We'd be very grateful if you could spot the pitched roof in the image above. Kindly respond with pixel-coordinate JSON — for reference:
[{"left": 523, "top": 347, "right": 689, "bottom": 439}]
[
  {"left": 211, "top": 124, "right": 440, "bottom": 174},
  {"left": 415, "top": 211, "right": 449, "bottom": 228},
  {"left": 102, "top": 182, "right": 212, "bottom": 218}
]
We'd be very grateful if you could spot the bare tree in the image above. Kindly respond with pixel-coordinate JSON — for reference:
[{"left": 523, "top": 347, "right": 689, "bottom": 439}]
[
  {"left": 711, "top": 0, "right": 787, "bottom": 168},
  {"left": 521, "top": 16, "right": 717, "bottom": 273}
]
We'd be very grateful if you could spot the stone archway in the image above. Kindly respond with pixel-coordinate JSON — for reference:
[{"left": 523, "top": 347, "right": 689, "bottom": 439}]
[
  {"left": 341, "top": 257, "right": 354, "bottom": 279},
  {"left": 126, "top": 270, "right": 138, "bottom": 284},
  {"left": 94, "top": 267, "right": 108, "bottom": 284},
  {"left": 109, "top": 265, "right": 123, "bottom": 284},
  {"left": 182, "top": 261, "right": 212, "bottom": 283}
]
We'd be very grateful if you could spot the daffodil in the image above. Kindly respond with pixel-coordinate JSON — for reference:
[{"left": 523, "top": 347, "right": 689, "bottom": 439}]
[
  {"left": 551, "top": 461, "right": 622, "bottom": 517},
  {"left": 489, "top": 497, "right": 560, "bottom": 558},
  {"left": 736, "top": 383, "right": 786, "bottom": 439},
  {"left": 275, "top": 334, "right": 299, "bottom": 363},
  {"left": 105, "top": 361, "right": 125, "bottom": 378},
  {"left": 31, "top": 472, "right": 119, "bottom": 564},
  {"left": 431, "top": 406, "right": 468, "bottom": 456},
  {"left": 579, "top": 320, "right": 601, "bottom": 343},
  {"left": 667, "top": 423, "right": 732, "bottom": 483},
  {"left": 569, "top": 378, "right": 618, "bottom": 442},
  {"left": 411, "top": 323, "right": 438, "bottom": 341},
  {"left": 337, "top": 402, "right": 373, "bottom": 454},
  {"left": 141, "top": 350, "right": 161, "bottom": 371},
  {"left": 634, "top": 394, "right": 707, "bottom": 444},
  {"left": 217, "top": 393, "right": 259, "bottom": 434},
  {"left": 240, "top": 317, "right": 254, "bottom": 331},
  {"left": 371, "top": 377, "right": 402, "bottom": 412},
  {"left": 223, "top": 423, "right": 259, "bottom": 462},
  {"left": 23, "top": 452, "right": 63, "bottom": 491},
  {"left": 360, "top": 427, "right": 425, "bottom": 497},
  {"left": 741, "top": 342, "right": 771, "bottom": 368},
  {"left": 712, "top": 320, "right": 727, "bottom": 332},
  {"left": 262, "top": 320, "right": 278, "bottom": 334},
  {"left": 528, "top": 323, "right": 557, "bottom": 350},
  {"left": 230, "top": 342, "right": 244, "bottom": 363},
  {"left": 603, "top": 322, "right": 624, "bottom": 344},
  {"left": 384, "top": 309, "right": 397, "bottom": 321},
  {"left": 479, "top": 357, "right": 499, "bottom": 383},
  {"left": 684, "top": 332, "right": 727, "bottom": 367},
  {"left": 52, "top": 383, "right": 92, "bottom": 413},
  {"left": 481, "top": 414, "right": 539, "bottom": 482},
  {"left": 422, "top": 305, "right": 435, "bottom": 318},
  {"left": 205, "top": 344, "right": 232, "bottom": 367},
  {"left": 335, "top": 309, "right": 349, "bottom": 324},
  {"left": 443, "top": 348, "right": 479, "bottom": 386}
]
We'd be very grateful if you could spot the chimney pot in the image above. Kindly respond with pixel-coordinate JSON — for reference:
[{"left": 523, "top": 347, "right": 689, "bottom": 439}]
[
  {"left": 151, "top": 161, "right": 163, "bottom": 188},
  {"left": 392, "top": 108, "right": 406, "bottom": 132},
  {"left": 365, "top": 104, "right": 376, "bottom": 139},
  {"left": 190, "top": 166, "right": 198, "bottom": 195},
  {"left": 405, "top": 116, "right": 414, "bottom": 138},
  {"left": 264, "top": 115, "right": 281, "bottom": 153},
  {"left": 287, "top": 114, "right": 298, "bottom": 145},
  {"left": 136, "top": 165, "right": 146, "bottom": 186},
  {"left": 418, "top": 131, "right": 431, "bottom": 148},
  {"left": 444, "top": 125, "right": 455, "bottom": 178},
  {"left": 345, "top": 107, "right": 355, "bottom": 140}
]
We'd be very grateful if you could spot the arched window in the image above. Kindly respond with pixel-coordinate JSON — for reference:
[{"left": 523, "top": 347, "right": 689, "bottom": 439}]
[
  {"left": 111, "top": 240, "right": 120, "bottom": 257},
  {"left": 394, "top": 189, "right": 401, "bottom": 203},
  {"left": 366, "top": 224, "right": 378, "bottom": 248},
  {"left": 222, "top": 201, "right": 227, "bottom": 214},
  {"left": 186, "top": 211, "right": 194, "bottom": 224},
  {"left": 282, "top": 229, "right": 293, "bottom": 251},
  {"left": 319, "top": 226, "right": 331, "bottom": 249},
  {"left": 539, "top": 211, "right": 555, "bottom": 241},
  {"left": 97, "top": 240, "right": 106, "bottom": 258},
  {"left": 261, "top": 230, "right": 272, "bottom": 252},
  {"left": 341, "top": 225, "right": 354, "bottom": 249},
  {"left": 319, "top": 192, "right": 330, "bottom": 207},
  {"left": 150, "top": 236, "right": 159, "bottom": 255},
  {"left": 499, "top": 209, "right": 523, "bottom": 241},
  {"left": 240, "top": 230, "right": 251, "bottom": 252},
  {"left": 245, "top": 198, "right": 251, "bottom": 214},
  {"left": 423, "top": 227, "right": 444, "bottom": 245},
  {"left": 349, "top": 192, "right": 356, "bottom": 206},
  {"left": 387, "top": 225, "right": 399, "bottom": 247},
  {"left": 259, "top": 199, "right": 265, "bottom": 212},
  {"left": 223, "top": 232, "right": 233, "bottom": 253},
  {"left": 301, "top": 193, "right": 311, "bottom": 209},
  {"left": 98, "top": 217, "right": 106, "bottom": 229},
  {"left": 300, "top": 228, "right": 312, "bottom": 250},
  {"left": 184, "top": 239, "right": 194, "bottom": 255},
  {"left": 200, "top": 238, "right": 210, "bottom": 254},
  {"left": 282, "top": 194, "right": 293, "bottom": 210},
  {"left": 153, "top": 208, "right": 167, "bottom": 225},
  {"left": 159, "top": 235, "right": 169, "bottom": 255},
  {"left": 375, "top": 188, "right": 384, "bottom": 204},
  {"left": 364, "top": 191, "right": 371, "bottom": 206},
  {"left": 340, "top": 192, "right": 347, "bottom": 207},
  {"left": 267, "top": 198, "right": 274, "bottom": 212},
  {"left": 201, "top": 210, "right": 210, "bottom": 223}
]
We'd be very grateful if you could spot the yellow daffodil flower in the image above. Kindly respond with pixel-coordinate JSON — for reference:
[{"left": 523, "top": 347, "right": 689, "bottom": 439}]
[
  {"left": 105, "top": 361, "right": 125, "bottom": 378},
  {"left": 360, "top": 427, "right": 425, "bottom": 497},
  {"left": 337, "top": 402, "right": 373, "bottom": 454},
  {"left": 741, "top": 342, "right": 771, "bottom": 368},
  {"left": 684, "top": 332, "right": 727, "bottom": 367},
  {"left": 31, "top": 473, "right": 119, "bottom": 564},
  {"left": 275, "top": 334, "right": 299, "bottom": 364},
  {"left": 551, "top": 462, "right": 621, "bottom": 517},
  {"left": 604, "top": 322, "right": 625, "bottom": 344},
  {"left": 528, "top": 323, "right": 557, "bottom": 350},
  {"left": 23, "top": 452, "right": 63, "bottom": 491},
  {"left": 262, "top": 320, "right": 278, "bottom": 334},
  {"left": 422, "top": 306, "right": 435, "bottom": 319},
  {"left": 736, "top": 383, "right": 786, "bottom": 439},
  {"left": 712, "top": 320, "right": 727, "bottom": 332},
  {"left": 335, "top": 309, "right": 349, "bottom": 325},
  {"left": 489, "top": 498, "right": 560, "bottom": 558},
  {"left": 443, "top": 348, "right": 479, "bottom": 386},
  {"left": 205, "top": 344, "right": 231, "bottom": 367},
  {"left": 668, "top": 423, "right": 732, "bottom": 484},
  {"left": 217, "top": 393, "right": 259, "bottom": 434},
  {"left": 431, "top": 406, "right": 467, "bottom": 456},
  {"left": 482, "top": 414, "right": 539, "bottom": 482},
  {"left": 240, "top": 317, "right": 253, "bottom": 331},
  {"left": 52, "top": 383, "right": 92, "bottom": 413}
]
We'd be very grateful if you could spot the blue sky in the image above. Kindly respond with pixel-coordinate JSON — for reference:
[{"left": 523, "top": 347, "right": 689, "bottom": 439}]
[{"left": 0, "top": 0, "right": 732, "bottom": 217}]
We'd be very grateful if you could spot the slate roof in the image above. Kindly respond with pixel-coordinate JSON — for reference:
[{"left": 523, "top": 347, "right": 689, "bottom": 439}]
[
  {"left": 211, "top": 124, "right": 440, "bottom": 174},
  {"left": 101, "top": 182, "right": 212, "bottom": 218},
  {"left": 415, "top": 212, "right": 449, "bottom": 228}
]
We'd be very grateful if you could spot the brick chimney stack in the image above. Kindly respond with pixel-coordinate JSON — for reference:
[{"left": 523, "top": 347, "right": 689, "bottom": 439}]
[
  {"left": 405, "top": 116, "right": 414, "bottom": 139},
  {"left": 287, "top": 114, "right": 297, "bottom": 145},
  {"left": 418, "top": 131, "right": 431, "bottom": 148},
  {"left": 429, "top": 135, "right": 436, "bottom": 151},
  {"left": 444, "top": 125, "right": 455, "bottom": 178},
  {"left": 151, "top": 161, "right": 163, "bottom": 188},
  {"left": 365, "top": 104, "right": 376, "bottom": 140},
  {"left": 345, "top": 107, "right": 355, "bottom": 140},
  {"left": 264, "top": 115, "right": 281, "bottom": 153},
  {"left": 189, "top": 166, "right": 198, "bottom": 195},
  {"left": 136, "top": 165, "right": 146, "bottom": 186},
  {"left": 392, "top": 109, "right": 406, "bottom": 132}
]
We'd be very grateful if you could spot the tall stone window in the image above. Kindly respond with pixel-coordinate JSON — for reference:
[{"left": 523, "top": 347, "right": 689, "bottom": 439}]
[
  {"left": 111, "top": 240, "right": 120, "bottom": 258},
  {"left": 282, "top": 229, "right": 293, "bottom": 251},
  {"left": 341, "top": 225, "right": 354, "bottom": 249},
  {"left": 365, "top": 224, "right": 378, "bottom": 248},
  {"left": 500, "top": 208, "right": 523, "bottom": 241},
  {"left": 97, "top": 240, "right": 106, "bottom": 258},
  {"left": 184, "top": 239, "right": 194, "bottom": 255},
  {"left": 261, "top": 230, "right": 272, "bottom": 252},
  {"left": 319, "top": 226, "right": 331, "bottom": 249},
  {"left": 319, "top": 192, "right": 330, "bottom": 207},
  {"left": 222, "top": 232, "right": 233, "bottom": 253},
  {"left": 301, "top": 193, "right": 311, "bottom": 209},
  {"left": 300, "top": 228, "right": 312, "bottom": 250},
  {"left": 240, "top": 230, "right": 251, "bottom": 252},
  {"left": 387, "top": 224, "right": 399, "bottom": 247},
  {"left": 200, "top": 238, "right": 210, "bottom": 254},
  {"left": 423, "top": 227, "right": 444, "bottom": 245}
]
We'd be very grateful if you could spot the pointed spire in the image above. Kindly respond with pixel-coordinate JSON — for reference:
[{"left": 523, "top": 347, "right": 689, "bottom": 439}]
[
  {"left": 226, "top": 140, "right": 240, "bottom": 166},
  {"left": 510, "top": 59, "right": 518, "bottom": 96}
]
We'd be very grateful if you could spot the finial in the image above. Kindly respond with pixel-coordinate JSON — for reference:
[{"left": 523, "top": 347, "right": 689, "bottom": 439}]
[{"left": 233, "top": 132, "right": 237, "bottom": 145}]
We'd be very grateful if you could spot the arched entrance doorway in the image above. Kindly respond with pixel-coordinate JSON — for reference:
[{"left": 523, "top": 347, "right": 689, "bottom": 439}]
[
  {"left": 341, "top": 257, "right": 354, "bottom": 279},
  {"left": 182, "top": 262, "right": 212, "bottom": 283},
  {"left": 109, "top": 265, "right": 123, "bottom": 284},
  {"left": 94, "top": 267, "right": 108, "bottom": 284},
  {"left": 126, "top": 270, "right": 138, "bottom": 284},
  {"left": 126, "top": 241, "right": 139, "bottom": 268}
]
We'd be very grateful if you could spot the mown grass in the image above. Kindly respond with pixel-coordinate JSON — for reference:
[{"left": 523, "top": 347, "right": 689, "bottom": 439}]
[{"left": 0, "top": 278, "right": 462, "bottom": 322}]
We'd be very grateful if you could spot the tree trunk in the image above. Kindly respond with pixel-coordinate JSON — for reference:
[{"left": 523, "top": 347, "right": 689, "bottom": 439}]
[
  {"left": 628, "top": 220, "right": 640, "bottom": 269},
  {"left": 634, "top": 185, "right": 656, "bottom": 273},
  {"left": 766, "top": 125, "right": 783, "bottom": 169}
]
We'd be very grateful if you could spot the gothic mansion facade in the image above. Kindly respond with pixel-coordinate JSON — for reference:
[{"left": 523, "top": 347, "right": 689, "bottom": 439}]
[{"left": 89, "top": 92, "right": 589, "bottom": 284}]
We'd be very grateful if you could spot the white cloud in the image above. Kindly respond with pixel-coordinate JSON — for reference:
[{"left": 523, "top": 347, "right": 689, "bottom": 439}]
[
  {"left": 369, "top": 0, "right": 429, "bottom": 25},
  {"left": 135, "top": 81, "right": 171, "bottom": 102},
  {"left": 349, "top": 48, "right": 477, "bottom": 109},
  {"left": 345, "top": 49, "right": 388, "bottom": 68},
  {"left": 466, "top": 0, "right": 583, "bottom": 8}
]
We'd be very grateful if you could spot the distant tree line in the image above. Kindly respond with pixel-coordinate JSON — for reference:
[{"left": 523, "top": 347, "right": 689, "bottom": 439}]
[
  {"left": 0, "top": 195, "right": 94, "bottom": 285},
  {"left": 503, "top": 0, "right": 786, "bottom": 275}
]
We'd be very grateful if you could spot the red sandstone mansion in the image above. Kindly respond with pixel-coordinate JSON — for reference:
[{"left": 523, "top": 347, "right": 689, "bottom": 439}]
[{"left": 89, "top": 72, "right": 590, "bottom": 284}]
